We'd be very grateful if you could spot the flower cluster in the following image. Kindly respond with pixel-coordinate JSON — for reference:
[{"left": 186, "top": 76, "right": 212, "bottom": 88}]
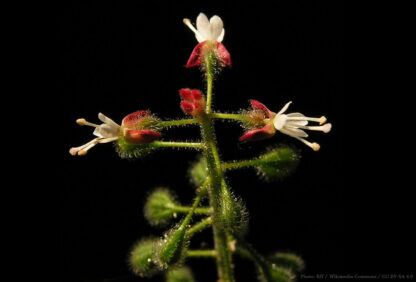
[
  {"left": 179, "top": 88, "right": 206, "bottom": 117},
  {"left": 70, "top": 111, "right": 161, "bottom": 156},
  {"left": 240, "top": 100, "right": 332, "bottom": 151}
]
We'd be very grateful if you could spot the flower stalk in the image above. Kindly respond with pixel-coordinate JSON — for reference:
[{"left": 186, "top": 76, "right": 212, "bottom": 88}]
[{"left": 199, "top": 53, "right": 235, "bottom": 282}]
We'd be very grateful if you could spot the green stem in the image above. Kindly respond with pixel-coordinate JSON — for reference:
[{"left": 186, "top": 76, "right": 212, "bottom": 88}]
[
  {"left": 186, "top": 249, "right": 217, "bottom": 258},
  {"left": 151, "top": 141, "right": 204, "bottom": 150},
  {"left": 221, "top": 159, "right": 263, "bottom": 170},
  {"left": 172, "top": 206, "right": 212, "bottom": 215},
  {"left": 210, "top": 113, "right": 245, "bottom": 121},
  {"left": 158, "top": 118, "right": 199, "bottom": 128},
  {"left": 186, "top": 217, "right": 213, "bottom": 236},
  {"left": 182, "top": 179, "right": 210, "bottom": 227},
  {"left": 200, "top": 53, "right": 235, "bottom": 282},
  {"left": 205, "top": 55, "right": 214, "bottom": 114}
]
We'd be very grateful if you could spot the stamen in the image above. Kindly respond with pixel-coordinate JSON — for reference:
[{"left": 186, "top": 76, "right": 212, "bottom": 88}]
[
  {"left": 183, "top": 18, "right": 204, "bottom": 40},
  {"left": 294, "top": 136, "right": 320, "bottom": 151},
  {"left": 295, "top": 123, "right": 332, "bottom": 133},
  {"left": 69, "top": 138, "right": 99, "bottom": 156},
  {"left": 76, "top": 118, "right": 99, "bottom": 127},
  {"left": 78, "top": 141, "right": 98, "bottom": 155},
  {"left": 286, "top": 116, "right": 323, "bottom": 123}
]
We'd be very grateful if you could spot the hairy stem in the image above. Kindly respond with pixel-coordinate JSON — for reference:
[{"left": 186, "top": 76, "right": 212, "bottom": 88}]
[
  {"left": 186, "top": 217, "right": 213, "bottom": 236},
  {"left": 200, "top": 53, "right": 235, "bottom": 282},
  {"left": 210, "top": 113, "right": 245, "bottom": 121},
  {"left": 151, "top": 141, "right": 204, "bottom": 149},
  {"left": 182, "top": 179, "right": 210, "bottom": 227},
  {"left": 186, "top": 249, "right": 217, "bottom": 258},
  {"left": 221, "top": 159, "right": 264, "bottom": 170},
  {"left": 172, "top": 206, "right": 212, "bottom": 215},
  {"left": 159, "top": 118, "right": 199, "bottom": 128}
]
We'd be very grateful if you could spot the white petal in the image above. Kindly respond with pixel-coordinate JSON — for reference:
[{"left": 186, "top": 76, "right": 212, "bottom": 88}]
[
  {"left": 286, "top": 113, "right": 308, "bottom": 126},
  {"left": 93, "top": 124, "right": 119, "bottom": 138},
  {"left": 273, "top": 114, "right": 287, "bottom": 130},
  {"left": 209, "top": 15, "right": 224, "bottom": 41},
  {"left": 98, "top": 113, "right": 119, "bottom": 128},
  {"left": 276, "top": 101, "right": 292, "bottom": 116},
  {"left": 196, "top": 13, "right": 210, "bottom": 40},
  {"left": 98, "top": 136, "right": 119, "bottom": 143},
  {"left": 217, "top": 28, "right": 225, "bottom": 42},
  {"left": 280, "top": 126, "right": 309, "bottom": 138}
]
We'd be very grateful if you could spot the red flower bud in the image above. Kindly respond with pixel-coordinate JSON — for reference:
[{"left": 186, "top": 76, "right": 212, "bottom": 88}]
[
  {"left": 180, "top": 101, "right": 194, "bottom": 114},
  {"left": 179, "top": 89, "right": 206, "bottom": 117},
  {"left": 124, "top": 129, "right": 161, "bottom": 145},
  {"left": 121, "top": 111, "right": 161, "bottom": 144}
]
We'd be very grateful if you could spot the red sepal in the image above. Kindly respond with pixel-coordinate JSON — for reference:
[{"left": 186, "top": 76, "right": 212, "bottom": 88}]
[
  {"left": 239, "top": 124, "right": 276, "bottom": 142},
  {"left": 249, "top": 100, "right": 274, "bottom": 118},
  {"left": 122, "top": 111, "right": 150, "bottom": 128},
  {"left": 124, "top": 129, "right": 161, "bottom": 145},
  {"left": 186, "top": 42, "right": 206, "bottom": 68},
  {"left": 217, "top": 42, "right": 232, "bottom": 67}
]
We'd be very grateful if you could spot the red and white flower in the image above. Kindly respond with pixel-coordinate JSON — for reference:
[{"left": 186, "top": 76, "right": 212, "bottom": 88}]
[
  {"left": 183, "top": 13, "right": 231, "bottom": 68},
  {"left": 70, "top": 111, "right": 161, "bottom": 156},
  {"left": 240, "top": 100, "right": 332, "bottom": 151}
]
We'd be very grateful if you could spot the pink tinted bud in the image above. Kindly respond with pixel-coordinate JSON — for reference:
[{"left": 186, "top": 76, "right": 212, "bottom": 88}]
[
  {"left": 122, "top": 111, "right": 150, "bottom": 128},
  {"left": 124, "top": 129, "right": 161, "bottom": 145},
  {"left": 179, "top": 88, "right": 193, "bottom": 101},
  {"left": 181, "top": 101, "right": 194, "bottom": 114},
  {"left": 191, "top": 89, "right": 203, "bottom": 101},
  {"left": 239, "top": 124, "right": 276, "bottom": 142}
]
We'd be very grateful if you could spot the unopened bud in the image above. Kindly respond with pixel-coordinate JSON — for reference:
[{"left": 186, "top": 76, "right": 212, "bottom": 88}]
[
  {"left": 128, "top": 238, "right": 161, "bottom": 277},
  {"left": 268, "top": 252, "right": 305, "bottom": 274},
  {"left": 166, "top": 266, "right": 195, "bottom": 282},
  {"left": 144, "top": 188, "right": 178, "bottom": 226},
  {"left": 188, "top": 156, "right": 208, "bottom": 187},
  {"left": 257, "top": 147, "right": 299, "bottom": 181},
  {"left": 259, "top": 264, "right": 295, "bottom": 282},
  {"left": 156, "top": 226, "right": 189, "bottom": 269},
  {"left": 220, "top": 188, "right": 248, "bottom": 235}
]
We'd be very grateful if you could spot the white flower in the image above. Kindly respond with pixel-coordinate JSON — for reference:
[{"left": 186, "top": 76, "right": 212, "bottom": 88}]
[
  {"left": 69, "top": 113, "right": 120, "bottom": 156},
  {"left": 273, "top": 102, "right": 332, "bottom": 151},
  {"left": 183, "top": 13, "right": 225, "bottom": 43}
]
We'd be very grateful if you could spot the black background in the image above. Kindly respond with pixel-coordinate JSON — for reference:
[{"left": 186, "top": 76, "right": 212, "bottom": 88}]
[{"left": 58, "top": 1, "right": 346, "bottom": 281}]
